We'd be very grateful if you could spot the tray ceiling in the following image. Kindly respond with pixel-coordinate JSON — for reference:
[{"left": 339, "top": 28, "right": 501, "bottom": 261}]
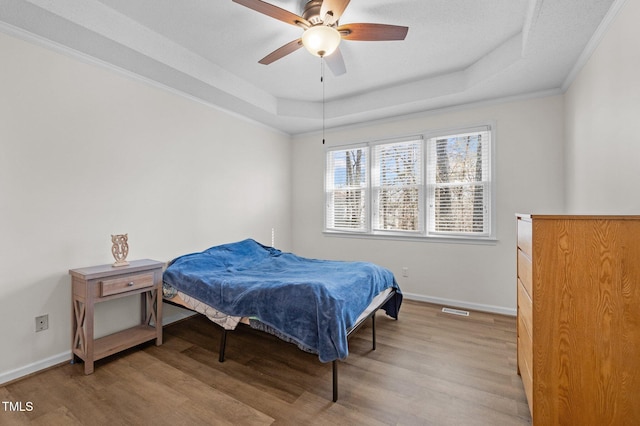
[{"left": 0, "top": 0, "right": 620, "bottom": 134}]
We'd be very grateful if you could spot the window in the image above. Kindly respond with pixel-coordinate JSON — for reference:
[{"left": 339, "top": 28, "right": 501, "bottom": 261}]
[
  {"left": 427, "top": 129, "right": 491, "bottom": 236},
  {"left": 325, "top": 125, "right": 493, "bottom": 240},
  {"left": 325, "top": 146, "right": 368, "bottom": 232},
  {"left": 372, "top": 138, "right": 423, "bottom": 233}
]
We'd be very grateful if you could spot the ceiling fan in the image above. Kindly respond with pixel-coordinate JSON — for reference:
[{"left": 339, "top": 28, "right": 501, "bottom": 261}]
[{"left": 232, "top": 0, "right": 409, "bottom": 76}]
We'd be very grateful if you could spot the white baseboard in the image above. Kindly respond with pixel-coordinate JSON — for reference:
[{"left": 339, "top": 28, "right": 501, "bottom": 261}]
[
  {"left": 162, "top": 310, "right": 196, "bottom": 325},
  {"left": 0, "top": 351, "right": 71, "bottom": 386},
  {"left": 402, "top": 292, "right": 517, "bottom": 316},
  {"left": 0, "top": 310, "right": 193, "bottom": 386}
]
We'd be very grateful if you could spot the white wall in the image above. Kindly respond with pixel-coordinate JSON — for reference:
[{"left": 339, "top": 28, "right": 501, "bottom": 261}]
[
  {"left": 0, "top": 32, "right": 292, "bottom": 384},
  {"left": 291, "top": 96, "right": 565, "bottom": 314},
  {"left": 564, "top": 0, "right": 640, "bottom": 213}
]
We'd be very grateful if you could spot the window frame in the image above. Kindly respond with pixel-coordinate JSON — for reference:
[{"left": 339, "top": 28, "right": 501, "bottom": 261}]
[{"left": 323, "top": 124, "right": 496, "bottom": 243}]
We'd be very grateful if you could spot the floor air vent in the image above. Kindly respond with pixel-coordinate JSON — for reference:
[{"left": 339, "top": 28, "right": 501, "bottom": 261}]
[{"left": 442, "top": 307, "right": 470, "bottom": 316}]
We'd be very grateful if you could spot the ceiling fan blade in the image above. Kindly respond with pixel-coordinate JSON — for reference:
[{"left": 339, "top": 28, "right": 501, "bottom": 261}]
[
  {"left": 259, "top": 39, "right": 303, "bottom": 65},
  {"left": 233, "top": 0, "right": 310, "bottom": 28},
  {"left": 320, "top": 0, "right": 351, "bottom": 25},
  {"left": 325, "top": 47, "right": 346, "bottom": 76},
  {"left": 338, "top": 23, "right": 409, "bottom": 41}
]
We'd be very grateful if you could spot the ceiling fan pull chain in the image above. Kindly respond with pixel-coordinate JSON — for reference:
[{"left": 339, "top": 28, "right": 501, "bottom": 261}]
[{"left": 321, "top": 57, "right": 324, "bottom": 144}]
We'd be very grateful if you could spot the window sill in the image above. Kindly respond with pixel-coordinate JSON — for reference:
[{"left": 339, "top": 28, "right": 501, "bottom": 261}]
[{"left": 322, "top": 230, "right": 498, "bottom": 245}]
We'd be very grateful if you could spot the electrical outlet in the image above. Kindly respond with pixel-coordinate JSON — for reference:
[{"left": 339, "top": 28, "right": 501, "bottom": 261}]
[
  {"left": 35, "top": 314, "right": 48, "bottom": 332},
  {"left": 402, "top": 267, "right": 409, "bottom": 277}
]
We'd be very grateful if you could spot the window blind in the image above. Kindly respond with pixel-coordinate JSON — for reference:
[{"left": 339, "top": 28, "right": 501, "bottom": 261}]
[
  {"left": 372, "top": 138, "right": 423, "bottom": 232},
  {"left": 325, "top": 147, "right": 368, "bottom": 231},
  {"left": 427, "top": 128, "right": 491, "bottom": 236}
]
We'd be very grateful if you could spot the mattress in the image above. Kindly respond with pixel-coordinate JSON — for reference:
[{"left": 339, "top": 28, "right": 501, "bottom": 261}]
[
  {"left": 163, "top": 283, "right": 392, "bottom": 332},
  {"left": 164, "top": 283, "right": 245, "bottom": 330}
]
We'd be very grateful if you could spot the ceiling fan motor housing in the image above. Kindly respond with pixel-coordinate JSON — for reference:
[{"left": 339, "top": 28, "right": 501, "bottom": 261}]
[{"left": 303, "top": 0, "right": 332, "bottom": 26}]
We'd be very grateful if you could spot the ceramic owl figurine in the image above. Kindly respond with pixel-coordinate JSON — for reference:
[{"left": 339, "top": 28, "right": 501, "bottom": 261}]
[{"left": 111, "top": 234, "right": 129, "bottom": 267}]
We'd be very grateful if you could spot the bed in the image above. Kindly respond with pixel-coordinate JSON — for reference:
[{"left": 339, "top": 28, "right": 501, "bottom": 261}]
[{"left": 162, "top": 238, "right": 402, "bottom": 401}]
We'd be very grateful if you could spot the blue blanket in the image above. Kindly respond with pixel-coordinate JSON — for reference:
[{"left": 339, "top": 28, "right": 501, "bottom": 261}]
[{"left": 163, "top": 239, "right": 402, "bottom": 362}]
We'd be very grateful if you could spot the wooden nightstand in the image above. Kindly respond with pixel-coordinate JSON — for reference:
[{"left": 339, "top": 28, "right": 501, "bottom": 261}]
[{"left": 69, "top": 259, "right": 164, "bottom": 374}]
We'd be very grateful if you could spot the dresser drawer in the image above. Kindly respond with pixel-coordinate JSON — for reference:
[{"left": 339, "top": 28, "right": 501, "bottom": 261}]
[
  {"left": 518, "top": 331, "right": 534, "bottom": 416},
  {"left": 517, "top": 217, "right": 532, "bottom": 257},
  {"left": 518, "top": 279, "right": 533, "bottom": 338},
  {"left": 101, "top": 272, "right": 154, "bottom": 297},
  {"left": 517, "top": 249, "right": 533, "bottom": 297}
]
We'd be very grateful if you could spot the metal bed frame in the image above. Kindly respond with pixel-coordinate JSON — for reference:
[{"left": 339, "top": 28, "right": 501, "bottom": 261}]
[{"left": 167, "top": 288, "right": 398, "bottom": 402}]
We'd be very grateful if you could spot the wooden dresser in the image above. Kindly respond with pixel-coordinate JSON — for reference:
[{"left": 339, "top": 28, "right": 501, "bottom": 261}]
[{"left": 516, "top": 214, "right": 640, "bottom": 424}]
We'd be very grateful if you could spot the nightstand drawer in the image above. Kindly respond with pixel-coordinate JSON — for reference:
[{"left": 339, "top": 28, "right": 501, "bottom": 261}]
[{"left": 101, "top": 272, "right": 154, "bottom": 296}]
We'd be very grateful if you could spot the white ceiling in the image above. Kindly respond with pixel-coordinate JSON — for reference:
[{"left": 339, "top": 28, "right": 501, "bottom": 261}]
[{"left": 0, "top": 0, "right": 619, "bottom": 134}]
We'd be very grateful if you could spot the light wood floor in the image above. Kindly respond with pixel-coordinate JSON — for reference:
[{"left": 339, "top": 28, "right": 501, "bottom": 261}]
[{"left": 1, "top": 300, "right": 531, "bottom": 425}]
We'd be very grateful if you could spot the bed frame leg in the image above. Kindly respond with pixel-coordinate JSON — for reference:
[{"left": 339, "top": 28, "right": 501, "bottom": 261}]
[
  {"left": 372, "top": 313, "right": 376, "bottom": 351},
  {"left": 219, "top": 329, "right": 227, "bottom": 362},
  {"left": 332, "top": 360, "right": 338, "bottom": 402}
]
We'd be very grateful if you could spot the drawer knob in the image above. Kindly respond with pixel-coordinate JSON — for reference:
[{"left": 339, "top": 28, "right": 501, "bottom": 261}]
[{"left": 127, "top": 281, "right": 134, "bottom": 287}]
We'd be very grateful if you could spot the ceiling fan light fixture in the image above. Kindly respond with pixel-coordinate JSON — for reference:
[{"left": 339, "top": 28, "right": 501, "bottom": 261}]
[{"left": 301, "top": 25, "right": 341, "bottom": 57}]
